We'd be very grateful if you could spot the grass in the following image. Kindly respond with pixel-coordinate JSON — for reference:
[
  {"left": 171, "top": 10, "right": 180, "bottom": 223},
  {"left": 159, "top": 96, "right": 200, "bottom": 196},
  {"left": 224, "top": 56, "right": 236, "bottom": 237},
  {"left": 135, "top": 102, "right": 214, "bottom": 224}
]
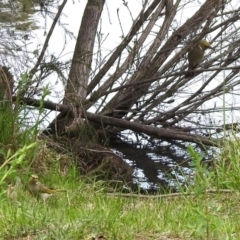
[
  {"left": 1, "top": 100, "right": 240, "bottom": 239},
  {"left": 1, "top": 161, "right": 240, "bottom": 240}
]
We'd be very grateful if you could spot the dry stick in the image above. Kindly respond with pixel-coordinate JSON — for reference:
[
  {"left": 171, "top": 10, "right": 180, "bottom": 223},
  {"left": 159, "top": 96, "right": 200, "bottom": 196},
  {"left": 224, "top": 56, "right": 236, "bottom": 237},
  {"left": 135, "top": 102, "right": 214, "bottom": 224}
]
[
  {"left": 107, "top": 189, "right": 234, "bottom": 199},
  {"left": 79, "top": 147, "right": 124, "bottom": 161}
]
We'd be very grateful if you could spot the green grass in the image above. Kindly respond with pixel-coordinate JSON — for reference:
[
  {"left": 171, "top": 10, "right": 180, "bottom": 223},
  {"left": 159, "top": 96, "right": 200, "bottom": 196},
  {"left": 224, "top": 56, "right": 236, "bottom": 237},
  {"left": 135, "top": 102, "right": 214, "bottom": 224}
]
[
  {"left": 1, "top": 164, "right": 240, "bottom": 240},
  {"left": 1, "top": 107, "right": 240, "bottom": 240}
]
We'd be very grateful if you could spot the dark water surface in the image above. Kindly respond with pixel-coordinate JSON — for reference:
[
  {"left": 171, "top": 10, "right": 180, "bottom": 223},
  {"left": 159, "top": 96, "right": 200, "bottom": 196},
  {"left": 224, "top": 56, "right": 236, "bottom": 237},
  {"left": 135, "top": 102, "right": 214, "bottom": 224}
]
[{"left": 110, "top": 140, "right": 215, "bottom": 193}]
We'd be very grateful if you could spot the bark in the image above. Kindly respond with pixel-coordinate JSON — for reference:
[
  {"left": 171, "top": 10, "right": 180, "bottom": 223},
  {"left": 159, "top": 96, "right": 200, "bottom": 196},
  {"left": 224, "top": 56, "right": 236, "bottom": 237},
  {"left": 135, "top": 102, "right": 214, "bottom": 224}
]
[
  {"left": 64, "top": 0, "right": 105, "bottom": 105},
  {"left": 50, "top": 0, "right": 105, "bottom": 133}
]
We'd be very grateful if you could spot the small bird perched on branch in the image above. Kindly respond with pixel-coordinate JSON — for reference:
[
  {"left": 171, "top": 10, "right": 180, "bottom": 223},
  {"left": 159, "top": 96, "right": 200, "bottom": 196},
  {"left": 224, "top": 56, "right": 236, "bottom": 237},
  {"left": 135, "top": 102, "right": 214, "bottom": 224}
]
[
  {"left": 185, "top": 39, "right": 213, "bottom": 78},
  {"left": 27, "top": 174, "right": 66, "bottom": 202}
]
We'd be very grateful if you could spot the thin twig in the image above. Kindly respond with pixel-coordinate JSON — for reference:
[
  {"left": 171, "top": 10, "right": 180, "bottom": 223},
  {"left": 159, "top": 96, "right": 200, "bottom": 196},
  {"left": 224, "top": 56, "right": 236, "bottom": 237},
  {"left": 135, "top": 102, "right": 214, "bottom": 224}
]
[
  {"left": 29, "top": 0, "right": 68, "bottom": 78},
  {"left": 107, "top": 189, "right": 234, "bottom": 199}
]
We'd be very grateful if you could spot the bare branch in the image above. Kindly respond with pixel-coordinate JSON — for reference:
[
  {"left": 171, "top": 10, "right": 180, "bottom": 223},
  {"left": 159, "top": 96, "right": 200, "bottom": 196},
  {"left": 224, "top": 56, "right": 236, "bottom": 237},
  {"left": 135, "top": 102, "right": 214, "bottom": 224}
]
[
  {"left": 29, "top": 0, "right": 68, "bottom": 78},
  {"left": 87, "top": 0, "right": 161, "bottom": 93},
  {"left": 13, "top": 96, "right": 223, "bottom": 147}
]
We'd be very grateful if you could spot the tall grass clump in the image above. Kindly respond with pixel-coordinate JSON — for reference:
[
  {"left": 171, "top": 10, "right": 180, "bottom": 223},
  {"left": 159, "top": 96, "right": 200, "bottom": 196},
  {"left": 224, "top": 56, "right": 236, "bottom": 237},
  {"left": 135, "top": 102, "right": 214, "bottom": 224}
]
[
  {"left": 212, "top": 135, "right": 240, "bottom": 190},
  {"left": 0, "top": 74, "right": 52, "bottom": 191}
]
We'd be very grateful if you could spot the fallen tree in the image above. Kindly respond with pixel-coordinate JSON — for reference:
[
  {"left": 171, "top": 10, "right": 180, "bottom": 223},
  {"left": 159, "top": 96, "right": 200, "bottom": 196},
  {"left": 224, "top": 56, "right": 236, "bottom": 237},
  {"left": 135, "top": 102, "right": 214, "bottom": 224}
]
[{"left": 13, "top": 96, "right": 223, "bottom": 147}]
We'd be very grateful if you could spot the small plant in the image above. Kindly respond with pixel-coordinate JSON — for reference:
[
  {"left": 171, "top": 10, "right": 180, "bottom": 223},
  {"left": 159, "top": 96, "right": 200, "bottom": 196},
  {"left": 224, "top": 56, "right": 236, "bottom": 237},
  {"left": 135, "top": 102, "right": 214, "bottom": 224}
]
[
  {"left": 185, "top": 145, "right": 220, "bottom": 239},
  {"left": 0, "top": 143, "right": 37, "bottom": 186}
]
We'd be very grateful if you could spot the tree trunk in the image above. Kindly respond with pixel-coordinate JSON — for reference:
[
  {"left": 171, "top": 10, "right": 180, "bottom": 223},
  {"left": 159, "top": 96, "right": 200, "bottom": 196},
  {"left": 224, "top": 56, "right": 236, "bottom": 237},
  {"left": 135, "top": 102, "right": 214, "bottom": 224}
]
[{"left": 53, "top": 0, "right": 105, "bottom": 133}]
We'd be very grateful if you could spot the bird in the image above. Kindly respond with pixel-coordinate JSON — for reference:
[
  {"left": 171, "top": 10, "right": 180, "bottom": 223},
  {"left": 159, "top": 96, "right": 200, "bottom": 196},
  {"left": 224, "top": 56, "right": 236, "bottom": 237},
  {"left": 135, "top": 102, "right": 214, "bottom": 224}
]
[
  {"left": 185, "top": 39, "right": 213, "bottom": 78},
  {"left": 27, "top": 174, "right": 66, "bottom": 202}
]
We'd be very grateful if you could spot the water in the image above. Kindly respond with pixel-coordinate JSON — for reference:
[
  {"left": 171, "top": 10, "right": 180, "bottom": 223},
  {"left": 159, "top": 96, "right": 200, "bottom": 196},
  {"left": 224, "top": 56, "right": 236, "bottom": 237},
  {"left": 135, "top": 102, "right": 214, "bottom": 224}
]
[{"left": 110, "top": 140, "right": 215, "bottom": 193}]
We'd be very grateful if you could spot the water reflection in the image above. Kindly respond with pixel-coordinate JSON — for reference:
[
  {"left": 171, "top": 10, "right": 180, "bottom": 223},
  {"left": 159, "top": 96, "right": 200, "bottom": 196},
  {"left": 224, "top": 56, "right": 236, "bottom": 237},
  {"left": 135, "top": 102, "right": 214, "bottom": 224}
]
[{"left": 110, "top": 140, "right": 214, "bottom": 193}]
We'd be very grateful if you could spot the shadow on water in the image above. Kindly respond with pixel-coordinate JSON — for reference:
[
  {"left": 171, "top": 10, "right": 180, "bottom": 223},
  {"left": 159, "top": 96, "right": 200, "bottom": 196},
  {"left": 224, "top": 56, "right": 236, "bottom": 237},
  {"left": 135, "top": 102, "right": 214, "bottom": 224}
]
[{"left": 110, "top": 140, "right": 216, "bottom": 194}]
